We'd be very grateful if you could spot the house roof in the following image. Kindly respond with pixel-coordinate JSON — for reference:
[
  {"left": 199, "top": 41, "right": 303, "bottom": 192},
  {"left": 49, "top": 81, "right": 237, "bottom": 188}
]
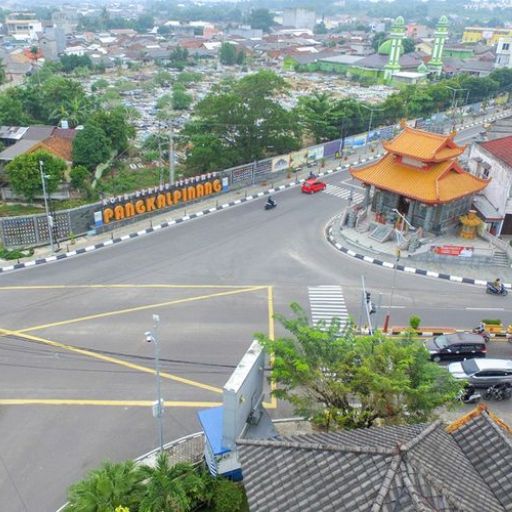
[
  {"left": 238, "top": 405, "right": 512, "bottom": 512},
  {"left": 0, "top": 139, "right": 38, "bottom": 161},
  {"left": 23, "top": 125, "right": 55, "bottom": 141},
  {"left": 350, "top": 153, "right": 487, "bottom": 204},
  {"left": 383, "top": 127, "right": 465, "bottom": 162},
  {"left": 479, "top": 135, "right": 512, "bottom": 168},
  {"left": 31, "top": 132, "right": 75, "bottom": 161}
]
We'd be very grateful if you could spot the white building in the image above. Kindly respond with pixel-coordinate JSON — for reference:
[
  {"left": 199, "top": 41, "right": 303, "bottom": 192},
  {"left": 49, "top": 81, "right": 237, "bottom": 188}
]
[
  {"left": 282, "top": 8, "right": 316, "bottom": 31},
  {"left": 5, "top": 13, "right": 42, "bottom": 41},
  {"left": 495, "top": 37, "right": 512, "bottom": 68},
  {"left": 468, "top": 135, "right": 512, "bottom": 234}
]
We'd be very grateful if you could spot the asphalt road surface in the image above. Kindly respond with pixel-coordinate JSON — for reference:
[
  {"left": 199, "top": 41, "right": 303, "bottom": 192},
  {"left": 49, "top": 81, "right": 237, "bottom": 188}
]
[{"left": 2, "top": 131, "right": 512, "bottom": 511}]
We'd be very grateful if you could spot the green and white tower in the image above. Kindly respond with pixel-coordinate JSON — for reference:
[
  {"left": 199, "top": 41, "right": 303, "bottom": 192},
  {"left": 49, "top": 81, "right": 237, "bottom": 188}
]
[
  {"left": 383, "top": 16, "right": 406, "bottom": 81},
  {"left": 428, "top": 15, "right": 449, "bottom": 76}
]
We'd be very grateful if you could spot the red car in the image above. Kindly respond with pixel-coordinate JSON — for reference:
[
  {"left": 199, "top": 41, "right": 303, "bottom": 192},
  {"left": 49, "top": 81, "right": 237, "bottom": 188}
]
[{"left": 301, "top": 178, "right": 327, "bottom": 194}]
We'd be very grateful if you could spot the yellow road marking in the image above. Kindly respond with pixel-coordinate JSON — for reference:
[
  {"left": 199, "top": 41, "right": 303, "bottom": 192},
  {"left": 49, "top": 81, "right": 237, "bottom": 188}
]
[
  {"left": 0, "top": 328, "right": 223, "bottom": 394},
  {"left": 15, "top": 286, "right": 266, "bottom": 334},
  {"left": 0, "top": 284, "right": 262, "bottom": 290},
  {"left": 0, "top": 399, "right": 222, "bottom": 407},
  {"left": 263, "top": 285, "right": 277, "bottom": 409}
]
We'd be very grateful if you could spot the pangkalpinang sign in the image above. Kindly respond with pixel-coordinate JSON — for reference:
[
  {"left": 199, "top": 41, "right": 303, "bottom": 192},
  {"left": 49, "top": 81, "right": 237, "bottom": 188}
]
[{"left": 100, "top": 173, "right": 222, "bottom": 225}]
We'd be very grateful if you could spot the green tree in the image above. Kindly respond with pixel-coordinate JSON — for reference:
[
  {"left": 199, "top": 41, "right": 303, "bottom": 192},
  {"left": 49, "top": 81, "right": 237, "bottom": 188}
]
[
  {"left": 402, "top": 37, "right": 416, "bottom": 53},
  {"left": 72, "top": 124, "right": 112, "bottom": 170},
  {"left": 88, "top": 107, "right": 135, "bottom": 153},
  {"left": 182, "top": 70, "right": 301, "bottom": 173},
  {"left": 134, "top": 14, "right": 154, "bottom": 33},
  {"left": 0, "top": 92, "right": 32, "bottom": 125},
  {"left": 371, "top": 31, "right": 388, "bottom": 52},
  {"left": 0, "top": 58, "right": 6, "bottom": 84},
  {"left": 248, "top": 8, "right": 275, "bottom": 32},
  {"left": 314, "top": 21, "right": 328, "bottom": 35},
  {"left": 220, "top": 42, "right": 237, "bottom": 65},
  {"left": 64, "top": 460, "right": 144, "bottom": 512},
  {"left": 176, "top": 71, "right": 202, "bottom": 84},
  {"left": 60, "top": 54, "right": 93, "bottom": 73},
  {"left": 298, "top": 92, "right": 340, "bottom": 143},
  {"left": 489, "top": 67, "right": 512, "bottom": 89},
  {"left": 70, "top": 165, "right": 91, "bottom": 191},
  {"left": 6, "top": 150, "right": 66, "bottom": 202},
  {"left": 172, "top": 85, "right": 193, "bottom": 110},
  {"left": 169, "top": 46, "right": 189, "bottom": 70},
  {"left": 257, "top": 304, "right": 463, "bottom": 431},
  {"left": 138, "top": 453, "right": 205, "bottom": 512}
]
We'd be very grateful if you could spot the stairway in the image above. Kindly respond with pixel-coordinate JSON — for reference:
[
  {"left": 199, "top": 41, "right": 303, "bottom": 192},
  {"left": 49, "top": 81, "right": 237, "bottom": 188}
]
[{"left": 493, "top": 250, "right": 509, "bottom": 267}]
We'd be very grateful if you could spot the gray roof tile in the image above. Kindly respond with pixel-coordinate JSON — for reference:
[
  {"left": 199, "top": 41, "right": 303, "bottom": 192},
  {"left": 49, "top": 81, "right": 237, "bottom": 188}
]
[{"left": 238, "top": 408, "right": 512, "bottom": 512}]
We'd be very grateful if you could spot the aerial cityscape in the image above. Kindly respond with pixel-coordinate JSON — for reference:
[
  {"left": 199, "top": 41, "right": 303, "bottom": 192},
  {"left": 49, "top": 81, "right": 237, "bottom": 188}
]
[{"left": 1, "top": 0, "right": 512, "bottom": 510}]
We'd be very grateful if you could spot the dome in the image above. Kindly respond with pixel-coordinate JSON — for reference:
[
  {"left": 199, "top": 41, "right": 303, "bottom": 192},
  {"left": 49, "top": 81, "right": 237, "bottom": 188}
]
[
  {"left": 438, "top": 15, "right": 449, "bottom": 26},
  {"left": 417, "top": 62, "right": 428, "bottom": 73},
  {"left": 378, "top": 39, "right": 404, "bottom": 56},
  {"left": 394, "top": 16, "right": 405, "bottom": 26}
]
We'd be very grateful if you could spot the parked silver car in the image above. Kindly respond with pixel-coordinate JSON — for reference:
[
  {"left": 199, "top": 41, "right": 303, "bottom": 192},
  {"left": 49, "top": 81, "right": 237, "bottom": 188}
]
[{"left": 448, "top": 358, "right": 512, "bottom": 388}]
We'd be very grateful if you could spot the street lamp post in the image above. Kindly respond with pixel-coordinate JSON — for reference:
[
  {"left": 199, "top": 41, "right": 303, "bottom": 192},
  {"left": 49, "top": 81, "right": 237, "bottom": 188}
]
[
  {"left": 39, "top": 160, "right": 54, "bottom": 253},
  {"left": 361, "top": 104, "right": 384, "bottom": 154},
  {"left": 444, "top": 86, "right": 466, "bottom": 131},
  {"left": 383, "top": 248, "right": 400, "bottom": 333},
  {"left": 145, "top": 314, "right": 164, "bottom": 452}
]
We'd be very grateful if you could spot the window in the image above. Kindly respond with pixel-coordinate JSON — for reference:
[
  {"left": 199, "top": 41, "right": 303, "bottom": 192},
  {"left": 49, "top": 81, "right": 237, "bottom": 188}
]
[
  {"left": 503, "top": 43, "right": 510, "bottom": 51},
  {"left": 475, "top": 371, "right": 505, "bottom": 377}
]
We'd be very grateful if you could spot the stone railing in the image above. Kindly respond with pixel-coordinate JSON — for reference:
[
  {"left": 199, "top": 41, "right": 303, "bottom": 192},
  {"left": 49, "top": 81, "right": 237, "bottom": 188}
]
[{"left": 480, "top": 230, "right": 512, "bottom": 265}]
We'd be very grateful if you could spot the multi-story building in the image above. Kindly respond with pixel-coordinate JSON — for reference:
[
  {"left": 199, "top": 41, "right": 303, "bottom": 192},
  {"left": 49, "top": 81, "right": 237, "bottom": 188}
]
[
  {"left": 282, "top": 8, "right": 316, "bottom": 31},
  {"left": 462, "top": 26, "right": 512, "bottom": 45},
  {"left": 5, "top": 13, "right": 43, "bottom": 41},
  {"left": 495, "top": 37, "right": 512, "bottom": 68}
]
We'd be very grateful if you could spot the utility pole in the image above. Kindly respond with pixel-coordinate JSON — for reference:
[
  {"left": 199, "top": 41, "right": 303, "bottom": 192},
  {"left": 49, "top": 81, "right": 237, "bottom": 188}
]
[
  {"left": 383, "top": 248, "right": 401, "bottom": 333},
  {"left": 39, "top": 160, "right": 54, "bottom": 253},
  {"left": 168, "top": 122, "right": 175, "bottom": 186}
]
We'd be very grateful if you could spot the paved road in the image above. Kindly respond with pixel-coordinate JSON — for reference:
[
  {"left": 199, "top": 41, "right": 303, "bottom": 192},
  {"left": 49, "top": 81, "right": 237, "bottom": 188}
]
[{"left": 1, "top": 122, "right": 512, "bottom": 511}]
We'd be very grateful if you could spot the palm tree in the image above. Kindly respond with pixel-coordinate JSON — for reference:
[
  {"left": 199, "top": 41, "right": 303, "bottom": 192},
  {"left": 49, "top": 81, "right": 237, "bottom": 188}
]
[
  {"left": 138, "top": 453, "right": 207, "bottom": 512},
  {"left": 64, "top": 460, "right": 144, "bottom": 511}
]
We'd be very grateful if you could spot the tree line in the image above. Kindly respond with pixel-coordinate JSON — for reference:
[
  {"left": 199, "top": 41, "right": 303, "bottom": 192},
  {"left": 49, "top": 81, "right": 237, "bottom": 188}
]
[{"left": 179, "top": 67, "right": 512, "bottom": 174}]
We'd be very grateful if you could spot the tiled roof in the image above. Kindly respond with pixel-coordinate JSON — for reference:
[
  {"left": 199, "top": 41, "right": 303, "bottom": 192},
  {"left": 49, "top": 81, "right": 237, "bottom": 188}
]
[
  {"left": 350, "top": 153, "right": 487, "bottom": 204},
  {"left": 480, "top": 135, "right": 512, "bottom": 168},
  {"left": 238, "top": 407, "right": 512, "bottom": 512},
  {"left": 383, "top": 127, "right": 464, "bottom": 162},
  {"left": 32, "top": 133, "right": 75, "bottom": 162}
]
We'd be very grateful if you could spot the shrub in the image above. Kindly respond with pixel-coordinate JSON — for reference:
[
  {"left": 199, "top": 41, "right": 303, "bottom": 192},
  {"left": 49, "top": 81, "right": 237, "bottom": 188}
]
[
  {"left": 409, "top": 315, "right": 421, "bottom": 330},
  {"left": 210, "top": 478, "right": 247, "bottom": 512},
  {"left": 481, "top": 319, "right": 502, "bottom": 325}
]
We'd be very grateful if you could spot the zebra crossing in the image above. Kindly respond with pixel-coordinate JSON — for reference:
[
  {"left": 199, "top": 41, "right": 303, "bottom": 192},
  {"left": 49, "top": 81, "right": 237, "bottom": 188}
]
[
  {"left": 324, "top": 184, "right": 364, "bottom": 203},
  {"left": 308, "top": 285, "right": 349, "bottom": 331}
]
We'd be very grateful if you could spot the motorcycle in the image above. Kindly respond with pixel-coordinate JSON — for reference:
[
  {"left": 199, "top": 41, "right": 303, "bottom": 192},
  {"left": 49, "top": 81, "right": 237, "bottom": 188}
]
[
  {"left": 486, "top": 283, "right": 508, "bottom": 296},
  {"left": 264, "top": 199, "right": 277, "bottom": 210},
  {"left": 472, "top": 325, "right": 490, "bottom": 343},
  {"left": 483, "top": 383, "right": 512, "bottom": 401},
  {"left": 459, "top": 386, "right": 481, "bottom": 404}
]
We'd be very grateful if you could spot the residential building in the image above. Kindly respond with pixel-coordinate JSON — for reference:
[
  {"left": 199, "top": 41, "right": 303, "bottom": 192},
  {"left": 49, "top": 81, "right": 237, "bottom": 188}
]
[
  {"left": 495, "top": 37, "right": 512, "bottom": 68},
  {"left": 468, "top": 135, "right": 512, "bottom": 234},
  {"left": 462, "top": 26, "right": 512, "bottom": 45},
  {"left": 5, "top": 13, "right": 43, "bottom": 41},
  {"left": 37, "top": 27, "right": 66, "bottom": 62},
  {"left": 282, "top": 8, "right": 316, "bottom": 31},
  {"left": 238, "top": 405, "right": 512, "bottom": 512}
]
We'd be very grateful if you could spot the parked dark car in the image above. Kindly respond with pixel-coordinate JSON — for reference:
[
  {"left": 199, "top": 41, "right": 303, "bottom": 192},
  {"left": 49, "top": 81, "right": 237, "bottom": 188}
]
[
  {"left": 449, "top": 358, "right": 512, "bottom": 388},
  {"left": 424, "top": 332, "right": 486, "bottom": 363}
]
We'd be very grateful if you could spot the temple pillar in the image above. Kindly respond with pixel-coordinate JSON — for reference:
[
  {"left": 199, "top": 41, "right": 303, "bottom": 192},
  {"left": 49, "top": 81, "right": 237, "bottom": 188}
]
[
  {"left": 363, "top": 185, "right": 371, "bottom": 207},
  {"left": 406, "top": 200, "right": 415, "bottom": 225},
  {"left": 424, "top": 205, "right": 434, "bottom": 232}
]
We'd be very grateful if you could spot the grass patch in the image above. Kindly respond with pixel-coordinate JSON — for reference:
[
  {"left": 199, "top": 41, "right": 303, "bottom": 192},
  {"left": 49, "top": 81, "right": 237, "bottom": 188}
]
[
  {"left": 97, "top": 166, "right": 165, "bottom": 196},
  {"left": 0, "top": 203, "right": 44, "bottom": 217}
]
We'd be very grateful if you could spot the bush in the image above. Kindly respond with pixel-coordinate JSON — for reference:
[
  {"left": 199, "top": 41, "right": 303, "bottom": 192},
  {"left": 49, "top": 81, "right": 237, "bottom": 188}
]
[
  {"left": 0, "top": 245, "right": 34, "bottom": 260},
  {"left": 210, "top": 478, "right": 247, "bottom": 512},
  {"left": 481, "top": 319, "right": 502, "bottom": 325},
  {"left": 409, "top": 315, "right": 421, "bottom": 330}
]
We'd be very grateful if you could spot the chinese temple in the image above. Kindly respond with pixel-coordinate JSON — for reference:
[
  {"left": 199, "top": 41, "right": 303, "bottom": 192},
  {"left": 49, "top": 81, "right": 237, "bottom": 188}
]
[{"left": 350, "top": 127, "right": 489, "bottom": 234}]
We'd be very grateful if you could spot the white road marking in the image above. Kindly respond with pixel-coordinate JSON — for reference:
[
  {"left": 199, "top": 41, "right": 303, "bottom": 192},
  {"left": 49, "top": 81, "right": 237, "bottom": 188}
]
[{"left": 308, "top": 285, "right": 349, "bottom": 330}]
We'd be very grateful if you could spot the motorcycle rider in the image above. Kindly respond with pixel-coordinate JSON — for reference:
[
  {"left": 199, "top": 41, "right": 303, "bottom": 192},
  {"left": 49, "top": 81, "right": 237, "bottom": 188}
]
[
  {"left": 493, "top": 278, "right": 503, "bottom": 293},
  {"left": 266, "top": 195, "right": 276, "bottom": 207}
]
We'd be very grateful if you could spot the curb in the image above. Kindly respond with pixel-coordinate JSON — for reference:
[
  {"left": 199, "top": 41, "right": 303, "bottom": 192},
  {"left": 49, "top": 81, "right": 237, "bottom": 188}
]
[
  {"left": 1, "top": 159, "right": 372, "bottom": 275},
  {"left": 325, "top": 224, "right": 511, "bottom": 289}
]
